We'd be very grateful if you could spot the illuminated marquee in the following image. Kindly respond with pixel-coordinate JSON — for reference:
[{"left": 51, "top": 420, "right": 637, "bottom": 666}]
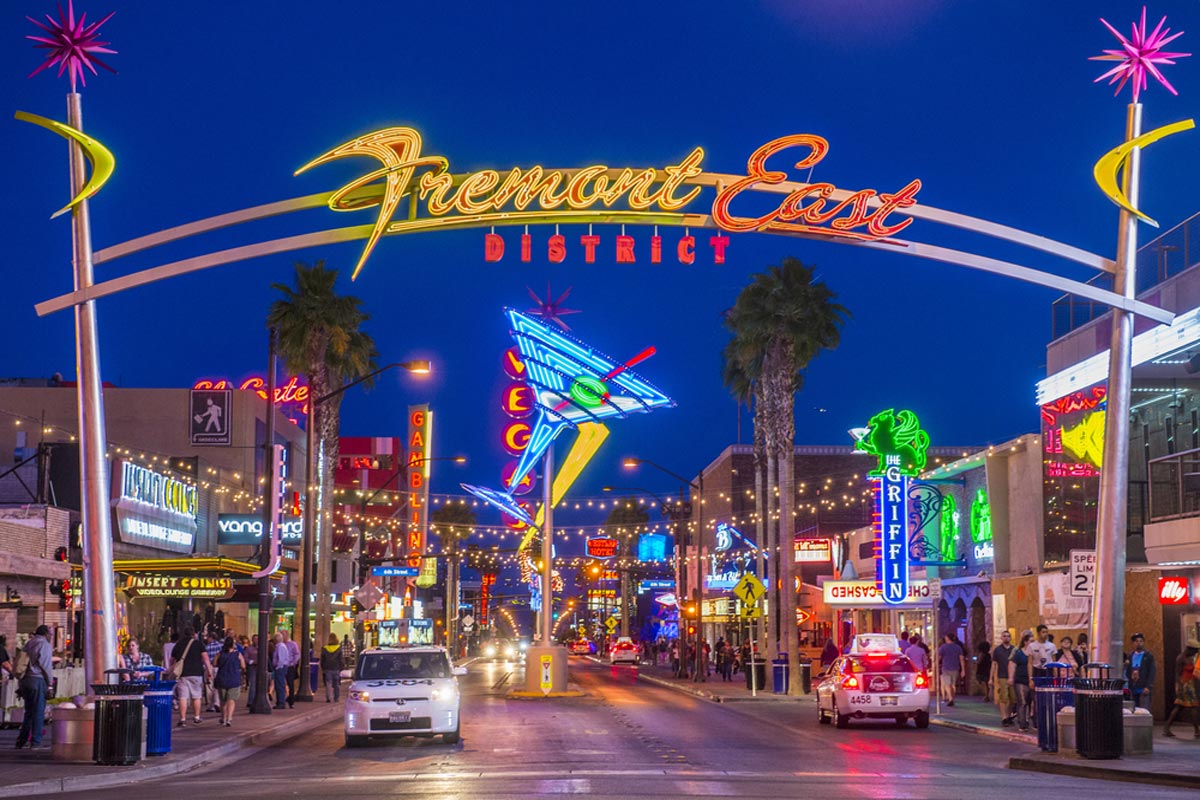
[
  {"left": 193, "top": 376, "right": 310, "bottom": 412},
  {"left": 299, "top": 128, "right": 921, "bottom": 279},
  {"left": 124, "top": 576, "right": 234, "bottom": 600},
  {"left": 586, "top": 537, "right": 619, "bottom": 559},
  {"left": 484, "top": 230, "right": 729, "bottom": 265},
  {"left": 111, "top": 459, "right": 198, "bottom": 554}
]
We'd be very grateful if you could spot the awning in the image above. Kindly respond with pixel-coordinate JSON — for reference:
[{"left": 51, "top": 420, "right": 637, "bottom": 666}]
[{"left": 72, "top": 557, "right": 285, "bottom": 578}]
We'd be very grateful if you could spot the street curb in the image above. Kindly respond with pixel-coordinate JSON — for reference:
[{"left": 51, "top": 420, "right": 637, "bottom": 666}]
[
  {"left": 930, "top": 716, "right": 1036, "bottom": 745},
  {"left": 1009, "top": 755, "right": 1200, "bottom": 789},
  {"left": 635, "top": 670, "right": 725, "bottom": 703},
  {"left": 6, "top": 704, "right": 343, "bottom": 796}
]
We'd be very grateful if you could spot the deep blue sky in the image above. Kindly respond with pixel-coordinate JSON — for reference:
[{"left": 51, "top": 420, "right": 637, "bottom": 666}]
[{"left": 3, "top": 1, "right": 1200, "bottom": 503}]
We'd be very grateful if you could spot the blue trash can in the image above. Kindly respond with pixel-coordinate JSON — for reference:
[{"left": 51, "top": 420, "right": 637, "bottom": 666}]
[
  {"left": 772, "top": 654, "right": 790, "bottom": 694},
  {"left": 135, "top": 667, "right": 175, "bottom": 757},
  {"left": 1033, "top": 662, "right": 1075, "bottom": 752}
]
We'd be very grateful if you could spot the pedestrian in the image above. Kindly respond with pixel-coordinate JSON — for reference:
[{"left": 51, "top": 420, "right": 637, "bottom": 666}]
[
  {"left": 0, "top": 635, "right": 12, "bottom": 677},
  {"left": 213, "top": 636, "right": 245, "bottom": 727},
  {"left": 669, "top": 640, "right": 679, "bottom": 675},
  {"left": 1028, "top": 624, "right": 1056, "bottom": 678},
  {"left": 1124, "top": 632, "right": 1156, "bottom": 711},
  {"left": 162, "top": 630, "right": 179, "bottom": 675},
  {"left": 720, "top": 642, "right": 733, "bottom": 682},
  {"left": 174, "top": 626, "right": 212, "bottom": 727},
  {"left": 820, "top": 639, "right": 838, "bottom": 669},
  {"left": 905, "top": 634, "right": 929, "bottom": 672},
  {"left": 991, "top": 630, "right": 1016, "bottom": 725},
  {"left": 271, "top": 633, "right": 290, "bottom": 709},
  {"left": 320, "top": 633, "right": 344, "bottom": 702},
  {"left": 938, "top": 634, "right": 965, "bottom": 706},
  {"left": 1009, "top": 630, "right": 1033, "bottom": 732},
  {"left": 14, "top": 624, "right": 54, "bottom": 750},
  {"left": 1055, "top": 636, "right": 1083, "bottom": 676},
  {"left": 122, "top": 638, "right": 155, "bottom": 679},
  {"left": 1163, "top": 639, "right": 1200, "bottom": 738},
  {"left": 974, "top": 640, "right": 992, "bottom": 701},
  {"left": 1076, "top": 632, "right": 1090, "bottom": 662},
  {"left": 204, "top": 630, "right": 223, "bottom": 712},
  {"left": 244, "top": 633, "right": 260, "bottom": 711},
  {"left": 340, "top": 634, "right": 355, "bottom": 667},
  {"left": 281, "top": 630, "right": 301, "bottom": 707}
]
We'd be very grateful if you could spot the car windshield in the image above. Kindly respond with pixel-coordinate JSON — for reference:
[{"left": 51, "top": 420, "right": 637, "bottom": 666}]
[
  {"left": 847, "top": 655, "right": 916, "bottom": 674},
  {"left": 357, "top": 651, "right": 451, "bottom": 680}
]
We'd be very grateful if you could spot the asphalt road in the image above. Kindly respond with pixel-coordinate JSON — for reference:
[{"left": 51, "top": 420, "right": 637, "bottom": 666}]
[{"left": 38, "top": 657, "right": 1199, "bottom": 799}]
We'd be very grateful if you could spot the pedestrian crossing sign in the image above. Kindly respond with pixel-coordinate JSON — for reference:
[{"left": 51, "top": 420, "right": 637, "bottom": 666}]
[
  {"left": 740, "top": 603, "right": 761, "bottom": 618},
  {"left": 732, "top": 574, "right": 766, "bottom": 606},
  {"left": 605, "top": 616, "right": 618, "bottom": 633}
]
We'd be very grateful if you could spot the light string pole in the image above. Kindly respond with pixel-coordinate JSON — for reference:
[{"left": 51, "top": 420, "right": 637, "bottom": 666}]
[
  {"left": 297, "top": 359, "right": 430, "bottom": 695},
  {"left": 251, "top": 329, "right": 279, "bottom": 714}
]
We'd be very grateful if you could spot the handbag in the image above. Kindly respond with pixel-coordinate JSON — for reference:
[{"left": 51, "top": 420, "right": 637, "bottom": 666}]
[{"left": 166, "top": 638, "right": 194, "bottom": 680}]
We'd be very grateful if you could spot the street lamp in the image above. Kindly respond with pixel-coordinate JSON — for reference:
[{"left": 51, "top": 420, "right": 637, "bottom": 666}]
[
  {"left": 292, "top": 359, "right": 431, "bottom": 703},
  {"left": 623, "top": 457, "right": 705, "bottom": 681}
]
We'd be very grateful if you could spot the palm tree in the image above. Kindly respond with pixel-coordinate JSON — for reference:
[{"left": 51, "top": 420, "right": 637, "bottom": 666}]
[
  {"left": 268, "top": 260, "right": 377, "bottom": 652},
  {"left": 723, "top": 256, "right": 848, "bottom": 696}
]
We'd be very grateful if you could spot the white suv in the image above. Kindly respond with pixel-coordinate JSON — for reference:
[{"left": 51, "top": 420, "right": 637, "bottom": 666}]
[{"left": 344, "top": 646, "right": 466, "bottom": 747}]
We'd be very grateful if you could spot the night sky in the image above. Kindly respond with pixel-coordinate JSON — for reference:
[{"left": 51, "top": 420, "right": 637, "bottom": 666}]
[{"left": 3, "top": 1, "right": 1199, "bottom": 505}]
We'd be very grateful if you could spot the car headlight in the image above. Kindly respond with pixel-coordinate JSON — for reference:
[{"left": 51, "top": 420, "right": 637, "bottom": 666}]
[
  {"left": 349, "top": 689, "right": 370, "bottom": 702},
  {"left": 431, "top": 687, "right": 451, "bottom": 701},
  {"left": 485, "top": 645, "right": 497, "bottom": 656}
]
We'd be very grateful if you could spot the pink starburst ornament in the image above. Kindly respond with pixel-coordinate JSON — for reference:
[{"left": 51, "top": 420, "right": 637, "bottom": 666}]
[
  {"left": 1091, "top": 7, "right": 1189, "bottom": 103},
  {"left": 27, "top": 0, "right": 117, "bottom": 91}
]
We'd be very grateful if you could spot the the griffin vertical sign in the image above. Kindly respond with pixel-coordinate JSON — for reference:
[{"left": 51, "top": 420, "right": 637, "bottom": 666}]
[
  {"left": 855, "top": 409, "right": 930, "bottom": 607},
  {"left": 406, "top": 405, "right": 432, "bottom": 571}
]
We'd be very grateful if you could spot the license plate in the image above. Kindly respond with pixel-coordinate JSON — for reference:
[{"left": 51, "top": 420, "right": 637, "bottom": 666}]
[
  {"left": 388, "top": 711, "right": 411, "bottom": 723},
  {"left": 880, "top": 696, "right": 899, "bottom": 706}
]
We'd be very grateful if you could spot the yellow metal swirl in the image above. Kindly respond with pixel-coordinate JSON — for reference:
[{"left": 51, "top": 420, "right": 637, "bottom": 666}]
[
  {"left": 1093, "top": 118, "right": 1194, "bottom": 228},
  {"left": 16, "top": 110, "right": 115, "bottom": 219}
]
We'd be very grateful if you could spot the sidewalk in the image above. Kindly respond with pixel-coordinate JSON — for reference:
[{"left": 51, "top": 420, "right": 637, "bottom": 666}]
[{"left": 0, "top": 695, "right": 343, "bottom": 795}]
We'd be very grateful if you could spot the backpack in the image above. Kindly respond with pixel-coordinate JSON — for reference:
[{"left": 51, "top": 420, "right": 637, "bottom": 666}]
[
  {"left": 214, "top": 651, "right": 242, "bottom": 690},
  {"left": 12, "top": 648, "right": 31, "bottom": 680}
]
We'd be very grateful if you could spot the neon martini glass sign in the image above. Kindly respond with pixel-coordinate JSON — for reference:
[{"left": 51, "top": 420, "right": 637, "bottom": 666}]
[{"left": 463, "top": 308, "right": 673, "bottom": 523}]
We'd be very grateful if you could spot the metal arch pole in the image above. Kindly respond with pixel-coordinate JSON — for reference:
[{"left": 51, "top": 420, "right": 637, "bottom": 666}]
[
  {"left": 541, "top": 447, "right": 554, "bottom": 645},
  {"left": 294, "top": 408, "right": 316, "bottom": 702},
  {"left": 67, "top": 92, "right": 117, "bottom": 688},
  {"left": 1091, "top": 103, "right": 1143, "bottom": 671}
]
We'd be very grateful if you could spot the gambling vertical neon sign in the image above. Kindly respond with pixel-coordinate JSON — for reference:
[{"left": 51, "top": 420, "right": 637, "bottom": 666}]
[{"left": 874, "top": 455, "right": 910, "bottom": 605}]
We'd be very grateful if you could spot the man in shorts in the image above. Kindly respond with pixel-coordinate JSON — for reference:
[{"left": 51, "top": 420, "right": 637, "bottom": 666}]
[
  {"left": 938, "top": 634, "right": 966, "bottom": 707},
  {"left": 991, "top": 630, "right": 1016, "bottom": 725},
  {"left": 174, "top": 626, "right": 213, "bottom": 727}
]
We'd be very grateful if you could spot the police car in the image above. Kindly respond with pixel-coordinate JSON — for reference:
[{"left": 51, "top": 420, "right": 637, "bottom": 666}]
[
  {"left": 815, "top": 634, "right": 930, "bottom": 729},
  {"left": 344, "top": 645, "right": 466, "bottom": 747}
]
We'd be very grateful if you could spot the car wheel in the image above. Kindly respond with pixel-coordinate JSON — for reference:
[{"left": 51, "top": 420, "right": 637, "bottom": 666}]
[
  {"left": 817, "top": 699, "right": 831, "bottom": 725},
  {"left": 895, "top": 715, "right": 908, "bottom": 727},
  {"left": 834, "top": 698, "right": 849, "bottom": 729},
  {"left": 345, "top": 734, "right": 368, "bottom": 748},
  {"left": 443, "top": 724, "right": 461, "bottom": 745},
  {"left": 914, "top": 710, "right": 930, "bottom": 729}
]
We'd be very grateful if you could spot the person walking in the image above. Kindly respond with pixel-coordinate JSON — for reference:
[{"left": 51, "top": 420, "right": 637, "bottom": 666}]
[
  {"left": 213, "top": 636, "right": 245, "bottom": 727},
  {"left": 820, "top": 639, "right": 838, "bottom": 670},
  {"left": 1163, "top": 639, "right": 1200, "bottom": 738},
  {"left": 174, "top": 626, "right": 212, "bottom": 727},
  {"left": 938, "top": 634, "right": 966, "bottom": 707},
  {"left": 1028, "top": 624, "right": 1056, "bottom": 679},
  {"left": 281, "top": 630, "right": 301, "bottom": 707},
  {"left": 14, "top": 625, "right": 54, "bottom": 750},
  {"left": 203, "top": 630, "right": 223, "bottom": 713},
  {"left": 1124, "top": 632, "right": 1156, "bottom": 711},
  {"left": 974, "top": 640, "right": 992, "bottom": 702},
  {"left": 720, "top": 642, "right": 734, "bottom": 682},
  {"left": 244, "top": 634, "right": 260, "bottom": 711},
  {"left": 991, "top": 630, "right": 1016, "bottom": 725},
  {"left": 905, "top": 634, "right": 929, "bottom": 673},
  {"left": 1009, "top": 631, "right": 1033, "bottom": 732},
  {"left": 271, "top": 633, "right": 290, "bottom": 710},
  {"left": 320, "top": 633, "right": 344, "bottom": 702}
]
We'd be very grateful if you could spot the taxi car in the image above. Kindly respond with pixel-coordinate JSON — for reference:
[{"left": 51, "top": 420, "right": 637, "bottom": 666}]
[
  {"left": 815, "top": 635, "right": 930, "bottom": 729},
  {"left": 344, "top": 646, "right": 467, "bottom": 747},
  {"left": 608, "top": 637, "right": 638, "bottom": 664}
]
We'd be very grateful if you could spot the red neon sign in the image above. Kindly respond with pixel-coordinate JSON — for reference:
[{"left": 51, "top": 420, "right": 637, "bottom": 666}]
[
  {"left": 501, "top": 384, "right": 533, "bottom": 419},
  {"left": 1041, "top": 386, "right": 1107, "bottom": 426},
  {"left": 193, "top": 376, "right": 310, "bottom": 410},
  {"left": 586, "top": 537, "right": 619, "bottom": 559},
  {"left": 1159, "top": 576, "right": 1190, "bottom": 605},
  {"left": 502, "top": 347, "right": 526, "bottom": 380}
]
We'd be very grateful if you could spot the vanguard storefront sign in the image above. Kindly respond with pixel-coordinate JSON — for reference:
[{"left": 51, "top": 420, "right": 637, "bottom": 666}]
[{"left": 218, "top": 513, "right": 303, "bottom": 545}]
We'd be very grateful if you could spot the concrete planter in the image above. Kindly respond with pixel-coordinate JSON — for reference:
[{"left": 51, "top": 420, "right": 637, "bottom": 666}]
[{"left": 51, "top": 706, "right": 95, "bottom": 762}]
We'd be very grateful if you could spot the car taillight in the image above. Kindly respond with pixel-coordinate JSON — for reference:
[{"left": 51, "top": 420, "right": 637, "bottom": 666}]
[
  {"left": 842, "top": 675, "right": 859, "bottom": 690},
  {"left": 914, "top": 672, "right": 928, "bottom": 688}
]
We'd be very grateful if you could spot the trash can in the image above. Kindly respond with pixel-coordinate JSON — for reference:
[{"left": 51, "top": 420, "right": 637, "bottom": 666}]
[
  {"left": 772, "top": 655, "right": 790, "bottom": 694},
  {"left": 310, "top": 660, "right": 320, "bottom": 693},
  {"left": 92, "top": 669, "right": 146, "bottom": 766},
  {"left": 1033, "top": 662, "right": 1075, "bottom": 752},
  {"left": 1073, "top": 663, "right": 1125, "bottom": 760},
  {"left": 134, "top": 666, "right": 175, "bottom": 757},
  {"left": 744, "top": 658, "right": 767, "bottom": 691},
  {"left": 798, "top": 661, "right": 813, "bottom": 694}
]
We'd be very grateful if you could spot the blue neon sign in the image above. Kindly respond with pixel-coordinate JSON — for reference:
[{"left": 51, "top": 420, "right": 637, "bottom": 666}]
[{"left": 876, "top": 455, "right": 910, "bottom": 605}]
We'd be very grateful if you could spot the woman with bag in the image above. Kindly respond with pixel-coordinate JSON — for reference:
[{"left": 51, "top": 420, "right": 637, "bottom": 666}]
[
  {"left": 213, "top": 636, "right": 246, "bottom": 727},
  {"left": 172, "top": 626, "right": 212, "bottom": 728}
]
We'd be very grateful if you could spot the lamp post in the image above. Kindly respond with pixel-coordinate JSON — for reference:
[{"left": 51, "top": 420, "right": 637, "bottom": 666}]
[
  {"left": 623, "top": 458, "right": 704, "bottom": 680},
  {"left": 296, "top": 359, "right": 430, "bottom": 701}
]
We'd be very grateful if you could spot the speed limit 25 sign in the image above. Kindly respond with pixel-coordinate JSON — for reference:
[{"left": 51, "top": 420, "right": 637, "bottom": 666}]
[{"left": 1069, "top": 550, "right": 1096, "bottom": 598}]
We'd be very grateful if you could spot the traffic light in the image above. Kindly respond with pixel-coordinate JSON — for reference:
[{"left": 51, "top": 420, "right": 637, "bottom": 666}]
[
  {"left": 686, "top": 623, "right": 696, "bottom": 636},
  {"left": 59, "top": 579, "right": 72, "bottom": 609},
  {"left": 350, "top": 597, "right": 364, "bottom": 616}
]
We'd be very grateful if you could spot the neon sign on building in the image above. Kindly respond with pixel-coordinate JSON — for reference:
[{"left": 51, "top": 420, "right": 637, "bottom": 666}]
[
  {"left": 406, "top": 406, "right": 432, "bottom": 571},
  {"left": 856, "top": 409, "right": 929, "bottom": 605}
]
